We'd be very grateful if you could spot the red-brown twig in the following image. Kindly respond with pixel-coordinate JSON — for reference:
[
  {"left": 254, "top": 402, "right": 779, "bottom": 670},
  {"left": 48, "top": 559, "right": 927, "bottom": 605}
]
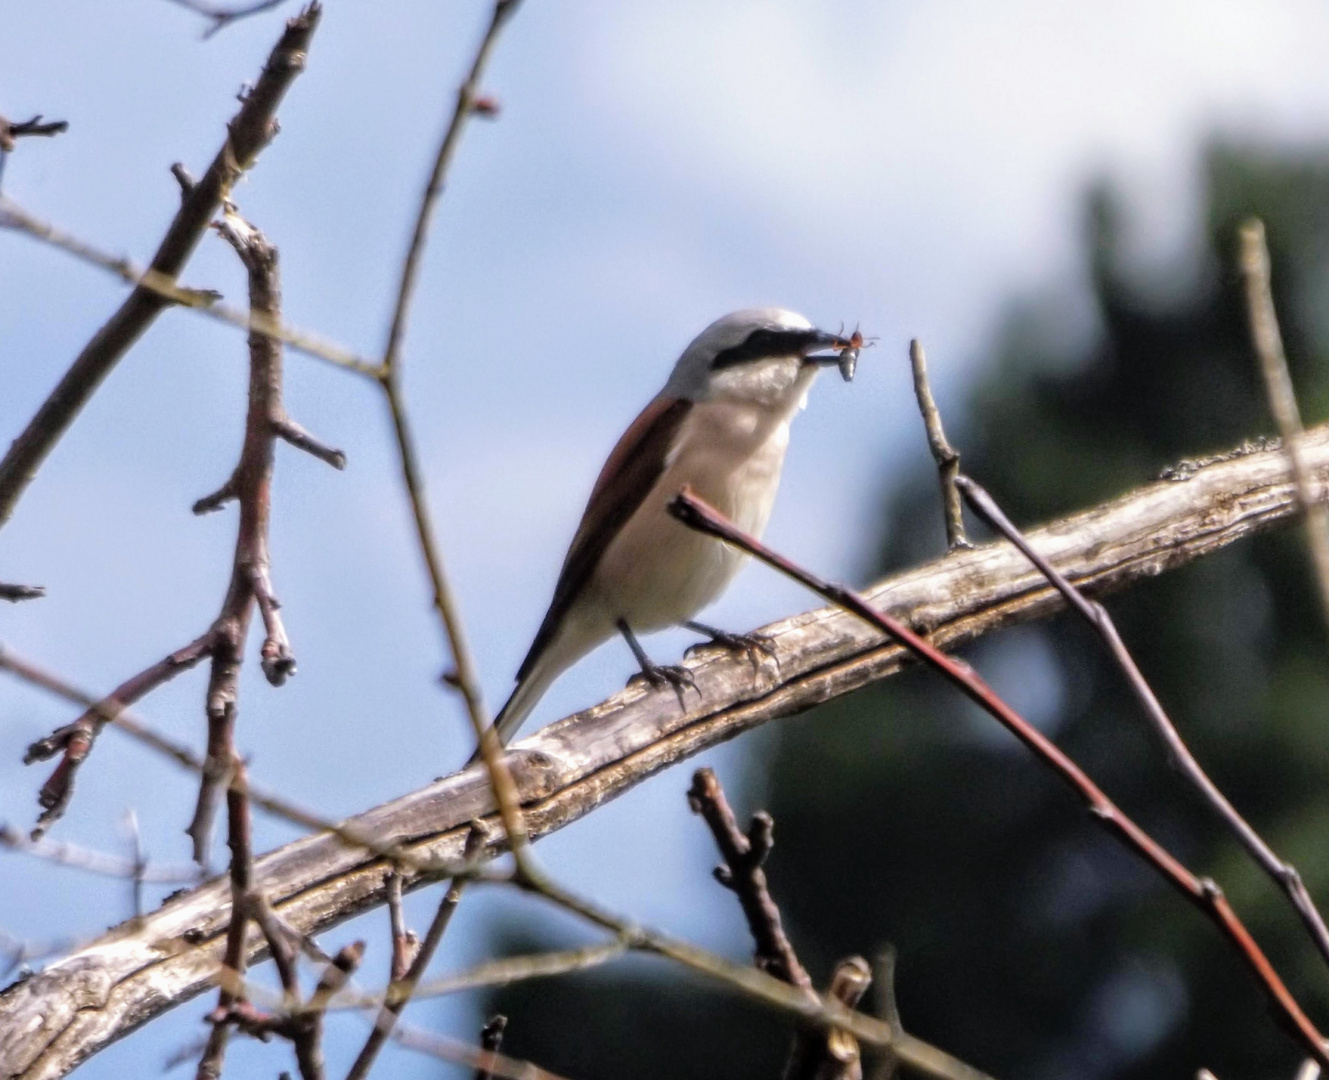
[
  {"left": 184, "top": 203, "right": 342, "bottom": 862},
  {"left": 667, "top": 486, "right": 1329, "bottom": 1069},
  {"left": 23, "top": 632, "right": 214, "bottom": 836},
  {"left": 687, "top": 768, "right": 812, "bottom": 990},
  {"left": 196, "top": 760, "right": 254, "bottom": 1080},
  {"left": 954, "top": 472, "right": 1329, "bottom": 974},
  {"left": 0, "top": 4, "right": 320, "bottom": 530}
]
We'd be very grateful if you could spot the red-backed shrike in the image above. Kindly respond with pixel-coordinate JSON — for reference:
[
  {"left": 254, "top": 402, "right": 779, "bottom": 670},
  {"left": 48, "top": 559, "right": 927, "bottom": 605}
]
[{"left": 487, "top": 308, "right": 854, "bottom": 749}]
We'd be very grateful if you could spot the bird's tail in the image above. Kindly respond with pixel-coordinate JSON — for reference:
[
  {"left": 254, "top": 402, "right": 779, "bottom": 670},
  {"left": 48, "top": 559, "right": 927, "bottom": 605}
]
[{"left": 464, "top": 628, "right": 594, "bottom": 767}]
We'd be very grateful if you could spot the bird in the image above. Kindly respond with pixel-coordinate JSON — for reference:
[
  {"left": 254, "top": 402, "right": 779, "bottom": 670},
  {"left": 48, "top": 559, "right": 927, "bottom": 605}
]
[{"left": 484, "top": 307, "right": 855, "bottom": 752}]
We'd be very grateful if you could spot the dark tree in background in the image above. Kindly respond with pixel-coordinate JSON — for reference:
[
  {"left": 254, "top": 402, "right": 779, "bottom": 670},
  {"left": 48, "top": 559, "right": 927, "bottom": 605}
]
[{"left": 489, "top": 142, "right": 1329, "bottom": 1080}]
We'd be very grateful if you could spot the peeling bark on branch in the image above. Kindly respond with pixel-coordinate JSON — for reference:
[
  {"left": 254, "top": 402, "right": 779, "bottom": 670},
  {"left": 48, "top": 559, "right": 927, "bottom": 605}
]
[{"left": 4, "top": 426, "right": 1329, "bottom": 1079}]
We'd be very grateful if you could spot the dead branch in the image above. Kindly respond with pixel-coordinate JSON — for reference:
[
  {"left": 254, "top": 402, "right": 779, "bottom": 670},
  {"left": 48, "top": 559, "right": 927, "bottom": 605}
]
[
  {"left": 909, "top": 339, "right": 969, "bottom": 550},
  {"left": 0, "top": 114, "right": 68, "bottom": 153},
  {"left": 1238, "top": 218, "right": 1329, "bottom": 636},
  {"left": 687, "top": 768, "right": 811, "bottom": 990},
  {"left": 0, "top": 3, "right": 321, "bottom": 530},
  {"left": 667, "top": 487, "right": 1329, "bottom": 1068},
  {"left": 22, "top": 632, "right": 215, "bottom": 836},
  {"left": 688, "top": 769, "right": 880, "bottom": 1080},
  {"left": 957, "top": 473, "right": 1329, "bottom": 974},
  {"left": 5, "top": 426, "right": 1329, "bottom": 1078}
]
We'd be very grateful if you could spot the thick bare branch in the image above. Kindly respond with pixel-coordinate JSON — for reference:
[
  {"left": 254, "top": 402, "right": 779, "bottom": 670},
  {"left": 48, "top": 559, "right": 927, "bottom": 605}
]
[
  {"left": 0, "top": 4, "right": 321, "bottom": 529},
  {"left": 5, "top": 426, "right": 1329, "bottom": 1077}
]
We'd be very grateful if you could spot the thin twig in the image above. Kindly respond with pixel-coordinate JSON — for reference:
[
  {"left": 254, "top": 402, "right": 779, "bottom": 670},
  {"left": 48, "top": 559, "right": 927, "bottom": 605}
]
[
  {"left": 0, "top": 4, "right": 321, "bottom": 529},
  {"left": 0, "top": 823, "right": 200, "bottom": 884},
  {"left": 346, "top": 875, "right": 468, "bottom": 1078},
  {"left": 0, "top": 114, "right": 68, "bottom": 153},
  {"left": 909, "top": 339, "right": 969, "bottom": 550},
  {"left": 22, "top": 632, "right": 216, "bottom": 837},
  {"left": 375, "top": 0, "right": 528, "bottom": 859},
  {"left": 1, "top": 645, "right": 463, "bottom": 875},
  {"left": 0, "top": 582, "right": 44, "bottom": 602},
  {"left": 866, "top": 947, "right": 903, "bottom": 1080},
  {"left": 0, "top": 197, "right": 381, "bottom": 378},
  {"left": 385, "top": 872, "right": 419, "bottom": 983},
  {"left": 955, "top": 473, "right": 1329, "bottom": 975},
  {"left": 668, "top": 486, "right": 1329, "bottom": 1068},
  {"left": 386, "top": 1019, "right": 571, "bottom": 1080},
  {"left": 1237, "top": 218, "right": 1329, "bottom": 637},
  {"left": 196, "top": 760, "right": 253, "bottom": 1080}
]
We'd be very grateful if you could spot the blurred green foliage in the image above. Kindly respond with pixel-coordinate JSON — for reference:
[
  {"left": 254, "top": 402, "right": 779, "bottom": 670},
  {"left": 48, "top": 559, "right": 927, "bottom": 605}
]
[{"left": 488, "top": 143, "right": 1329, "bottom": 1080}]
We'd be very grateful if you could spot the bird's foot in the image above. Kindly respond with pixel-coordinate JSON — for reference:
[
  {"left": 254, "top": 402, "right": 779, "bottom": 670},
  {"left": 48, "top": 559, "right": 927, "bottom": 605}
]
[
  {"left": 684, "top": 621, "right": 780, "bottom": 672},
  {"left": 628, "top": 662, "right": 698, "bottom": 708}
]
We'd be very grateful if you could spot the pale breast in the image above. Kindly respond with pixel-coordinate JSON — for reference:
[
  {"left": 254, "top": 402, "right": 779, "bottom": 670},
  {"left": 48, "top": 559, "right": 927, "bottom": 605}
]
[{"left": 589, "top": 399, "right": 795, "bottom": 631}]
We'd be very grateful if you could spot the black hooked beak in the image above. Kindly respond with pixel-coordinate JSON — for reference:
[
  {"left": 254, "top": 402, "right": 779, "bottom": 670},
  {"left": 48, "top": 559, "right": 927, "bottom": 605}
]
[{"left": 804, "top": 329, "right": 860, "bottom": 382}]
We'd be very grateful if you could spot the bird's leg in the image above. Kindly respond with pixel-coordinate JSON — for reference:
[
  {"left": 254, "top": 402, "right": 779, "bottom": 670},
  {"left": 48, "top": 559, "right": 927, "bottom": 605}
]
[
  {"left": 684, "top": 620, "right": 779, "bottom": 671},
  {"left": 617, "top": 618, "right": 698, "bottom": 707}
]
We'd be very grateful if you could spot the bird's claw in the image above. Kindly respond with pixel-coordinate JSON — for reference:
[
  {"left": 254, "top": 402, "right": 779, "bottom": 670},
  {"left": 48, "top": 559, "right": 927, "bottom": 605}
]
[
  {"left": 687, "top": 629, "right": 780, "bottom": 672},
  {"left": 628, "top": 663, "right": 699, "bottom": 708}
]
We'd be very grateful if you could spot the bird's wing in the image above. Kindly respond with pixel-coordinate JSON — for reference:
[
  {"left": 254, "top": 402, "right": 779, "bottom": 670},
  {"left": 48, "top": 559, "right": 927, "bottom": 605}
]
[{"left": 516, "top": 394, "right": 693, "bottom": 683}]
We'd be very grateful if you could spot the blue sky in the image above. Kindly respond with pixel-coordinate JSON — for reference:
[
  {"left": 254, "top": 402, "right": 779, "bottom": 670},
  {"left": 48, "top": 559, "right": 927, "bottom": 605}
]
[{"left": 5, "top": 1, "right": 1329, "bottom": 1075}]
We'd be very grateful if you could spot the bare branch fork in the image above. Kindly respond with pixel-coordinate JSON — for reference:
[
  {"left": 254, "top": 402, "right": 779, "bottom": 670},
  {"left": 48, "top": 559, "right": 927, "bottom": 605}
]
[
  {"left": 20, "top": 203, "right": 343, "bottom": 856},
  {"left": 689, "top": 769, "right": 915, "bottom": 1080},
  {"left": 0, "top": 114, "right": 68, "bottom": 152},
  {"left": 0, "top": 3, "right": 322, "bottom": 530},
  {"left": 7, "top": 428, "right": 1329, "bottom": 1078}
]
